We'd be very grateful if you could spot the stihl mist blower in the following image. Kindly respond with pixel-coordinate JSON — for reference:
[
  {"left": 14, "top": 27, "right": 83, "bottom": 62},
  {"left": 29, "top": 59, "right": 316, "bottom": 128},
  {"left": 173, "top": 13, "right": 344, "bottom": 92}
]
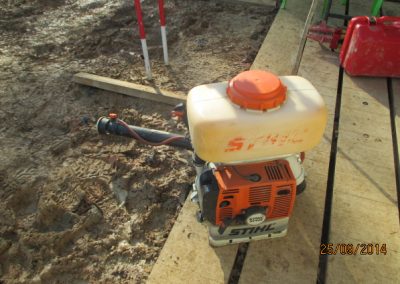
[{"left": 97, "top": 70, "right": 327, "bottom": 246}]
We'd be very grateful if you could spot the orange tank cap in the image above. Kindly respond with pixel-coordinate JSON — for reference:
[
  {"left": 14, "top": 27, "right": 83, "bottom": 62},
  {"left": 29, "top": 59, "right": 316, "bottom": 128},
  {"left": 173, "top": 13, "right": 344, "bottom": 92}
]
[{"left": 226, "top": 70, "right": 287, "bottom": 110}]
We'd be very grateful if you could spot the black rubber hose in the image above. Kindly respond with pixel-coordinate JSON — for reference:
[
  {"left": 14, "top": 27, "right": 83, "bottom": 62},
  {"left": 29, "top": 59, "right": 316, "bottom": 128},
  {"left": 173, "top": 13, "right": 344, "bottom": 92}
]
[{"left": 97, "top": 117, "right": 193, "bottom": 150}]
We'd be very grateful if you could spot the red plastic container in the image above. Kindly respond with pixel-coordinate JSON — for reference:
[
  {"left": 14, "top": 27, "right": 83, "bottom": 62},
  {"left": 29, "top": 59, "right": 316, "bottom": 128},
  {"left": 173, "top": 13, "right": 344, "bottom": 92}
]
[{"left": 340, "top": 16, "right": 400, "bottom": 77}]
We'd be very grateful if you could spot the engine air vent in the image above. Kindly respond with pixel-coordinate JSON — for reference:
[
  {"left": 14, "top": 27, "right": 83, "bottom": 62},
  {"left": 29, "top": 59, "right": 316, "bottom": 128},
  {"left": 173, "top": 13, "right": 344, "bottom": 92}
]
[
  {"left": 271, "top": 195, "right": 292, "bottom": 217},
  {"left": 249, "top": 186, "right": 271, "bottom": 205},
  {"left": 223, "top": 188, "right": 239, "bottom": 195},
  {"left": 219, "top": 207, "right": 233, "bottom": 222},
  {"left": 265, "top": 164, "right": 284, "bottom": 181}
]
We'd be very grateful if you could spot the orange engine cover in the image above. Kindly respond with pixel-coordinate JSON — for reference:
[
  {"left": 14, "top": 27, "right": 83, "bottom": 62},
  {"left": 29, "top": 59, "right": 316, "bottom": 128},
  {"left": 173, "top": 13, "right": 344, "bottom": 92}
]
[{"left": 214, "top": 160, "right": 297, "bottom": 225}]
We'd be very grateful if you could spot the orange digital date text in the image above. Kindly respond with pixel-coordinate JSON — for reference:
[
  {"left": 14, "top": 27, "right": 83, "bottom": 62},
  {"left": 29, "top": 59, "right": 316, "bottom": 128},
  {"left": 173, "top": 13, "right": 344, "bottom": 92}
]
[{"left": 320, "top": 243, "right": 387, "bottom": 255}]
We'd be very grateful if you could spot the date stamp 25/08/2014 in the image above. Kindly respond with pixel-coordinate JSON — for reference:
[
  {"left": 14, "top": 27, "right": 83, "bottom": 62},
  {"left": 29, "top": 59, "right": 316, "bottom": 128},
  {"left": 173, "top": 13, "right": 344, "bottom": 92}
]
[{"left": 320, "top": 243, "right": 387, "bottom": 255}]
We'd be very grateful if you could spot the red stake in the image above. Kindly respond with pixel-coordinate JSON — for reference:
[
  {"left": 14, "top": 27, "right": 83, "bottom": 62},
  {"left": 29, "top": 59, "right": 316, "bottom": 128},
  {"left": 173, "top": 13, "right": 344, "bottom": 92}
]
[
  {"left": 158, "top": 0, "right": 166, "bottom": 26},
  {"left": 134, "top": 0, "right": 146, "bottom": 39},
  {"left": 134, "top": 0, "right": 152, "bottom": 78}
]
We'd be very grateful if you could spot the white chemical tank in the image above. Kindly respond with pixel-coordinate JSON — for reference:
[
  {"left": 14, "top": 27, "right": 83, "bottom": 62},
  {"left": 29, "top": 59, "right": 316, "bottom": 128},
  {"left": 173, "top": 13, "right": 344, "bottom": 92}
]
[{"left": 186, "top": 70, "right": 327, "bottom": 163}]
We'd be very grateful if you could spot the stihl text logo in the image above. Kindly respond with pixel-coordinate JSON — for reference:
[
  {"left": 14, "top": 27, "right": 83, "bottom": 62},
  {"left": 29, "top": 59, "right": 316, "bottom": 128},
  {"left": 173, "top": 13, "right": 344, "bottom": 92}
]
[
  {"left": 224, "top": 130, "right": 309, "bottom": 152},
  {"left": 228, "top": 223, "right": 276, "bottom": 236}
]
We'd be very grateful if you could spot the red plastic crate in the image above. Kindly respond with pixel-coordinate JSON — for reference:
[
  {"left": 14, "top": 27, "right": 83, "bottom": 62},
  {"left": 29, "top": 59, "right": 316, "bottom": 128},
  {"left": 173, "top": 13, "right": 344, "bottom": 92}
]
[{"left": 340, "top": 16, "right": 400, "bottom": 77}]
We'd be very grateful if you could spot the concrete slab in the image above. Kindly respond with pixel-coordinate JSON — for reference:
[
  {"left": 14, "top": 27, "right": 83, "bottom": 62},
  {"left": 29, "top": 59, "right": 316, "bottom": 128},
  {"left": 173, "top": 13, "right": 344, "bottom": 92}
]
[{"left": 147, "top": 196, "right": 238, "bottom": 284}]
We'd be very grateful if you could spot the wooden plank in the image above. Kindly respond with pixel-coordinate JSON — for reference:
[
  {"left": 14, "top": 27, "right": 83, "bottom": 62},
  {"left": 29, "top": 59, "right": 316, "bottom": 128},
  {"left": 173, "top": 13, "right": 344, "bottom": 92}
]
[
  {"left": 147, "top": 196, "right": 238, "bottom": 284},
  {"left": 393, "top": 78, "right": 400, "bottom": 157},
  {"left": 73, "top": 72, "right": 186, "bottom": 106},
  {"left": 392, "top": 78, "right": 400, "bottom": 167},
  {"left": 151, "top": 1, "right": 400, "bottom": 283},
  {"left": 251, "top": 0, "right": 313, "bottom": 75},
  {"left": 326, "top": 54, "right": 400, "bottom": 284},
  {"left": 392, "top": 78, "right": 400, "bottom": 224},
  {"left": 147, "top": 1, "right": 283, "bottom": 281},
  {"left": 240, "top": 38, "right": 338, "bottom": 283},
  {"left": 148, "top": 1, "right": 310, "bottom": 282},
  {"left": 241, "top": 0, "right": 400, "bottom": 279},
  {"left": 292, "top": 0, "right": 319, "bottom": 74},
  {"left": 240, "top": 1, "right": 338, "bottom": 284},
  {"left": 238, "top": 147, "right": 331, "bottom": 284},
  {"left": 293, "top": 9, "right": 400, "bottom": 280}
]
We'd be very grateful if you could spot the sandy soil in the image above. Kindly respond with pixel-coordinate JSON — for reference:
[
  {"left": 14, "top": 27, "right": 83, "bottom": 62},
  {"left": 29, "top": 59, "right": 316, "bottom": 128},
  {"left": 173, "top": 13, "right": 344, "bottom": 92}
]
[{"left": 0, "top": 0, "right": 276, "bottom": 283}]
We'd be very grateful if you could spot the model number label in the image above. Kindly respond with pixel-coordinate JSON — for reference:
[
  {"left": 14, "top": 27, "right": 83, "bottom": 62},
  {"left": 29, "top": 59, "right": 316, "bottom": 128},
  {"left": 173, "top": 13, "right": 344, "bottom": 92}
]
[
  {"left": 246, "top": 213, "right": 266, "bottom": 225},
  {"left": 249, "top": 217, "right": 263, "bottom": 222}
]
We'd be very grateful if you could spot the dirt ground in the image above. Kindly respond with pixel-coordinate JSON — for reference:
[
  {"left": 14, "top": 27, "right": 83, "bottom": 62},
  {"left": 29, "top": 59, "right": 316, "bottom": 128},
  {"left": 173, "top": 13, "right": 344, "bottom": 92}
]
[{"left": 0, "top": 0, "right": 276, "bottom": 283}]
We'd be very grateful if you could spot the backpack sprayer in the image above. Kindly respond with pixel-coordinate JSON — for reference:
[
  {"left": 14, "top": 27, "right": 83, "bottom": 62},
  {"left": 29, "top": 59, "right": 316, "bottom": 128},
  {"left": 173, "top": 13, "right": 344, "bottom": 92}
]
[{"left": 97, "top": 70, "right": 327, "bottom": 246}]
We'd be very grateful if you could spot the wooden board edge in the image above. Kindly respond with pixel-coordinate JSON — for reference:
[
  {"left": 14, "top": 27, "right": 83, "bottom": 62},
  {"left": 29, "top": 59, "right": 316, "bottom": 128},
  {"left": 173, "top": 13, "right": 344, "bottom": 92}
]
[{"left": 73, "top": 72, "right": 186, "bottom": 106}]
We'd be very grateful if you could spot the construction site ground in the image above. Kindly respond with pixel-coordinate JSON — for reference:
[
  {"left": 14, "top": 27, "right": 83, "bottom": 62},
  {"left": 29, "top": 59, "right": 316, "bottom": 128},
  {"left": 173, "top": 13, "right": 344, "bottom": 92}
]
[
  {"left": 149, "top": 0, "right": 400, "bottom": 283},
  {"left": 1, "top": 0, "right": 399, "bottom": 283},
  {"left": 0, "top": 0, "right": 277, "bottom": 283}
]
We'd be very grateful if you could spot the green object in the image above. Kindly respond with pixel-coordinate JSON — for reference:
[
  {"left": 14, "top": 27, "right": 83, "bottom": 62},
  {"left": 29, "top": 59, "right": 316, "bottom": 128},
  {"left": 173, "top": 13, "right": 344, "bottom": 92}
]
[
  {"left": 371, "top": 0, "right": 384, "bottom": 16},
  {"left": 280, "top": 0, "right": 287, "bottom": 9},
  {"left": 321, "top": 0, "right": 331, "bottom": 18},
  {"left": 322, "top": 0, "right": 385, "bottom": 19}
]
